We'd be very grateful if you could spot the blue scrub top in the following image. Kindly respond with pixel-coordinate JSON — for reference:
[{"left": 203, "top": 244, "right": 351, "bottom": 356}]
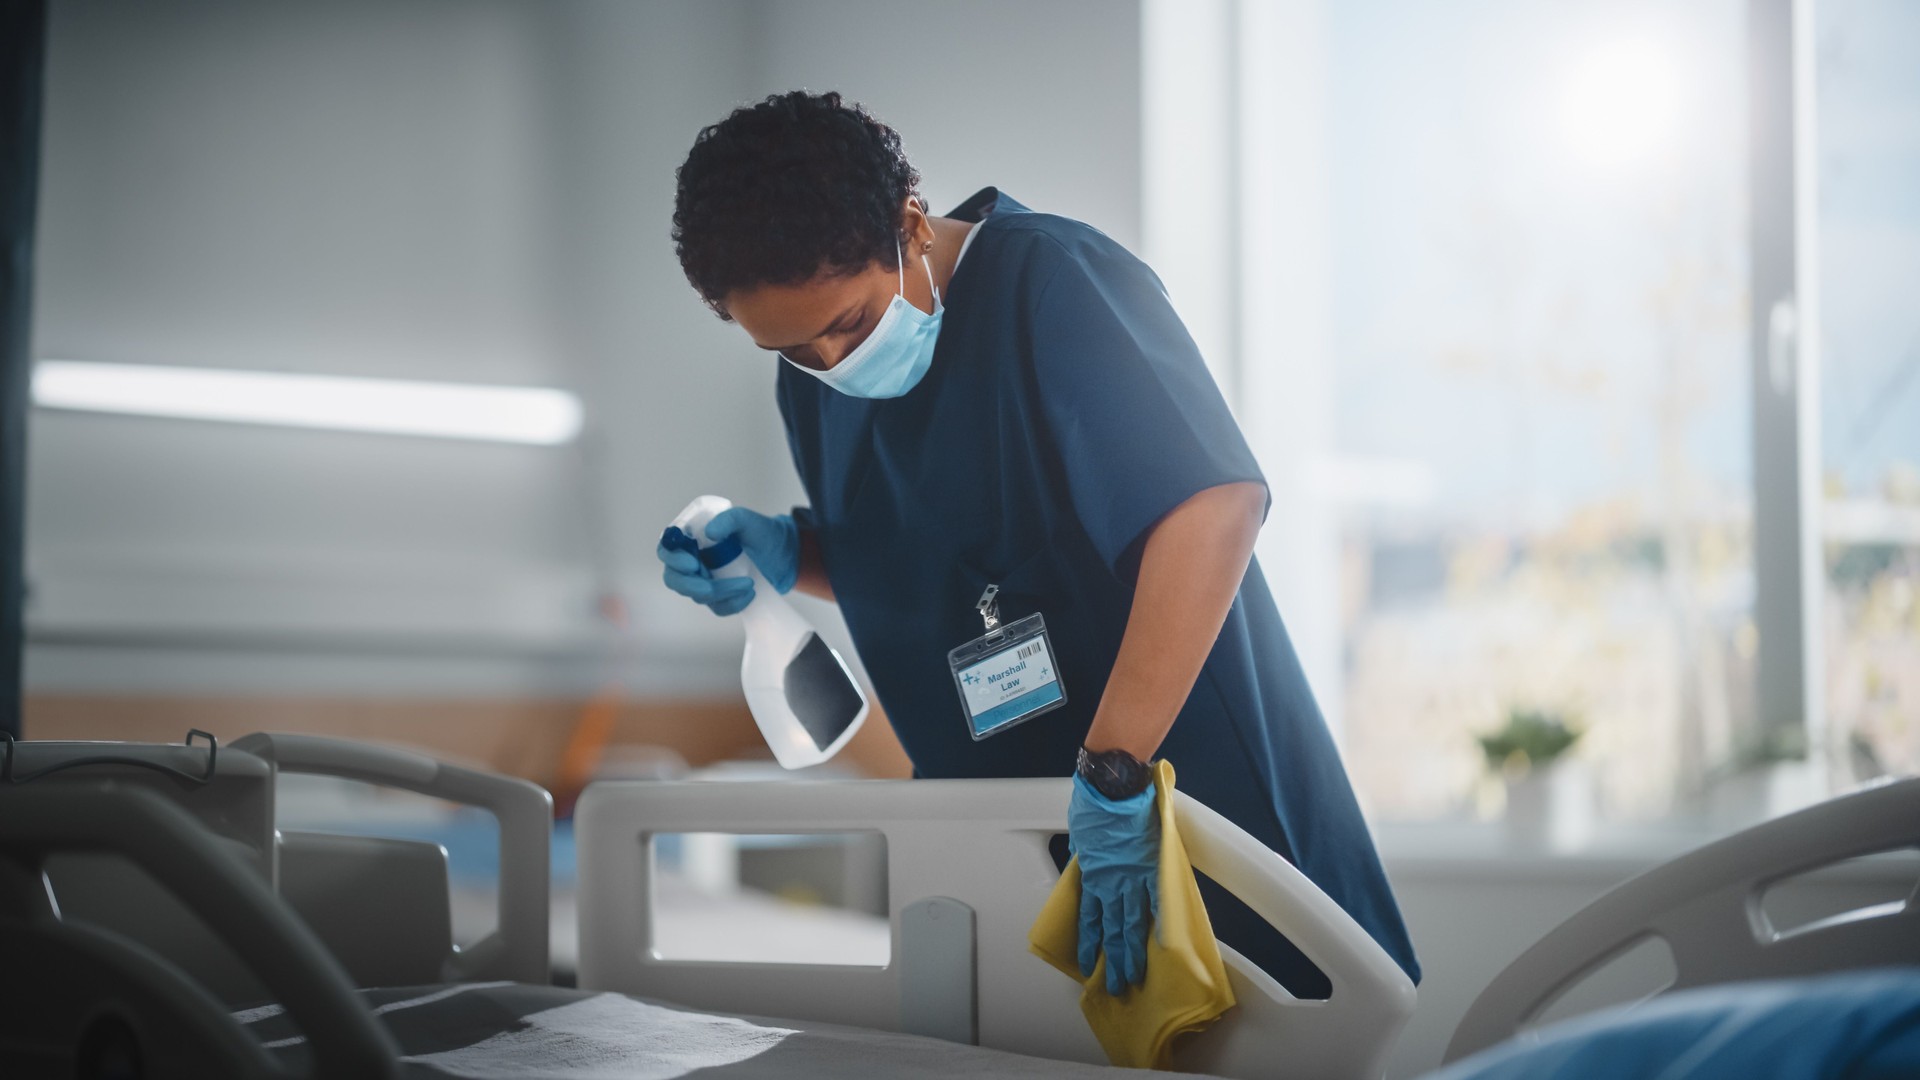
[{"left": 777, "top": 189, "right": 1420, "bottom": 992}]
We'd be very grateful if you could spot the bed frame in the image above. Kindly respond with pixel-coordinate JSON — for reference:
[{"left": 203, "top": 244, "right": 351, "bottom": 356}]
[
  {"left": 575, "top": 776, "right": 1418, "bottom": 1080},
  {"left": 0, "top": 731, "right": 549, "bottom": 1079},
  {"left": 1446, "top": 774, "right": 1920, "bottom": 1063},
  {"left": 1, "top": 779, "right": 401, "bottom": 1077}
]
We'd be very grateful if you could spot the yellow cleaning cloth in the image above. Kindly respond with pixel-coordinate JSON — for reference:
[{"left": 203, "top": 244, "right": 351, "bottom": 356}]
[{"left": 1028, "top": 760, "right": 1237, "bottom": 1069}]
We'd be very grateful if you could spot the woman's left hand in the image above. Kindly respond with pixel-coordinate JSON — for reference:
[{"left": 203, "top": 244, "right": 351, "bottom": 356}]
[{"left": 1069, "top": 776, "right": 1160, "bottom": 995}]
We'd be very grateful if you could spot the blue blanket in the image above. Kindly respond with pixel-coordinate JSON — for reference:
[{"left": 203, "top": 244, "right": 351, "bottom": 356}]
[{"left": 1429, "top": 968, "right": 1920, "bottom": 1080}]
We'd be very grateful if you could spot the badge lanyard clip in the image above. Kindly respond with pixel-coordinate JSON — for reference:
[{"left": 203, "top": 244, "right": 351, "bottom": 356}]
[{"left": 976, "top": 584, "right": 1001, "bottom": 632}]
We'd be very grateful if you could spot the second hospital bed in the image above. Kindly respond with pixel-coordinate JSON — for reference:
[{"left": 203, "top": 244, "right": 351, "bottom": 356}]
[{"left": 3, "top": 730, "right": 1919, "bottom": 1078}]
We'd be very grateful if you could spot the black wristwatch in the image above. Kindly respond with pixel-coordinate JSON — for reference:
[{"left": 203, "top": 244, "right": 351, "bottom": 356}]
[{"left": 1076, "top": 745, "right": 1153, "bottom": 801}]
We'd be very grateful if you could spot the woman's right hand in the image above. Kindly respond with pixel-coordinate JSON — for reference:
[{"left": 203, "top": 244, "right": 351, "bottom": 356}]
[{"left": 657, "top": 506, "right": 800, "bottom": 617}]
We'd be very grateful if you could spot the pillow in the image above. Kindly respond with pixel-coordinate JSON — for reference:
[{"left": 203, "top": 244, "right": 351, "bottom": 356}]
[{"left": 1427, "top": 968, "right": 1920, "bottom": 1080}]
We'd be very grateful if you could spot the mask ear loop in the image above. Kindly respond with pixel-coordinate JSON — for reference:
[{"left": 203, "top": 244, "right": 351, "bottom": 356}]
[{"left": 898, "top": 229, "right": 941, "bottom": 311}]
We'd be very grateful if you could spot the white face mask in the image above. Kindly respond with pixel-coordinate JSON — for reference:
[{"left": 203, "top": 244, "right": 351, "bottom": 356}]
[{"left": 783, "top": 243, "right": 942, "bottom": 399}]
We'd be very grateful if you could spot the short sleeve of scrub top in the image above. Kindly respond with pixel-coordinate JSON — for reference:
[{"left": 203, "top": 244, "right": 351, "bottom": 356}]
[{"left": 1022, "top": 226, "right": 1269, "bottom": 579}]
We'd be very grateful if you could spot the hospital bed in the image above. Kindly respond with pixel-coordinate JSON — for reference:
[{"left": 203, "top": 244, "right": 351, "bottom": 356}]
[
  {"left": 1443, "top": 770, "right": 1920, "bottom": 1064},
  {"left": 2, "top": 730, "right": 1917, "bottom": 1079}
]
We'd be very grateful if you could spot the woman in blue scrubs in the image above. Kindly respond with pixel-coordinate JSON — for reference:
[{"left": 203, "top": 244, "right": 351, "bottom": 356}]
[{"left": 659, "top": 91, "right": 1419, "bottom": 998}]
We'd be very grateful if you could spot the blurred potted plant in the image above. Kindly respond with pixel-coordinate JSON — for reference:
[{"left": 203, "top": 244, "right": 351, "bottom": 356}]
[{"left": 1480, "top": 707, "right": 1593, "bottom": 850}]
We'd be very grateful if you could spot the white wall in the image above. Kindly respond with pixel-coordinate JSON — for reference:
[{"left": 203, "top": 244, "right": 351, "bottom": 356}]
[
  {"left": 25, "top": 0, "right": 1144, "bottom": 698},
  {"left": 745, "top": 0, "right": 1142, "bottom": 255},
  {"left": 28, "top": 0, "right": 766, "bottom": 695}
]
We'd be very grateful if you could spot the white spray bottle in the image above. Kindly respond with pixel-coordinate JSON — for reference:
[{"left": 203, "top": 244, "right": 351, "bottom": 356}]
[{"left": 670, "top": 495, "right": 869, "bottom": 769}]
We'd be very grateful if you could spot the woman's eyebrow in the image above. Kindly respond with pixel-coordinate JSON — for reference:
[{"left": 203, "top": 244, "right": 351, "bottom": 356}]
[{"left": 763, "top": 302, "right": 861, "bottom": 353}]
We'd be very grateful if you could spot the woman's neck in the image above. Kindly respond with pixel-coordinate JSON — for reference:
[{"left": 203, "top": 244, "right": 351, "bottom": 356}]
[{"left": 926, "top": 216, "right": 976, "bottom": 294}]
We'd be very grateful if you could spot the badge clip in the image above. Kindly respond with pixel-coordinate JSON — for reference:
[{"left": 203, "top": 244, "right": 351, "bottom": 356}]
[{"left": 976, "top": 584, "right": 1001, "bottom": 632}]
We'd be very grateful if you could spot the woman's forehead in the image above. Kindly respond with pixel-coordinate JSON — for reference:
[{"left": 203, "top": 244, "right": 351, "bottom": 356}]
[{"left": 728, "top": 264, "right": 887, "bottom": 349}]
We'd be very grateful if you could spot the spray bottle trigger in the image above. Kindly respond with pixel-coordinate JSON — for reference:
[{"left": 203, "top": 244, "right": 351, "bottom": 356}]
[{"left": 659, "top": 525, "right": 744, "bottom": 574}]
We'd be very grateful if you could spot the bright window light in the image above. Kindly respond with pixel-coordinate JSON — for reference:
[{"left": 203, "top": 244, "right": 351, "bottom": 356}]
[
  {"left": 1310, "top": 456, "right": 1437, "bottom": 508},
  {"left": 1558, "top": 34, "right": 1686, "bottom": 173},
  {"left": 33, "top": 361, "right": 583, "bottom": 445}
]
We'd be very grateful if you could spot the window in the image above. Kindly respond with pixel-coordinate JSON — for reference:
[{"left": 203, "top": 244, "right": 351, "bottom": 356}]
[
  {"left": 1318, "top": 0, "right": 1754, "bottom": 822},
  {"left": 1815, "top": 0, "right": 1920, "bottom": 785},
  {"left": 1144, "top": 0, "right": 1890, "bottom": 829}
]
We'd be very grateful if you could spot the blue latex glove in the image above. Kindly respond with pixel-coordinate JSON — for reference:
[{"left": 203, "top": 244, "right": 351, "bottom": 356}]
[
  {"left": 1069, "top": 774, "right": 1160, "bottom": 995},
  {"left": 656, "top": 507, "right": 799, "bottom": 617}
]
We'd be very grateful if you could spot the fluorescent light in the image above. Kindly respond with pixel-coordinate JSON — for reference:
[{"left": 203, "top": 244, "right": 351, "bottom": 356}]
[{"left": 33, "top": 361, "right": 583, "bottom": 445}]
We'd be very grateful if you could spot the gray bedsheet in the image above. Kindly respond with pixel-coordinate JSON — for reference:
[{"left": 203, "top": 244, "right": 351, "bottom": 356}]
[{"left": 236, "top": 981, "right": 1202, "bottom": 1078}]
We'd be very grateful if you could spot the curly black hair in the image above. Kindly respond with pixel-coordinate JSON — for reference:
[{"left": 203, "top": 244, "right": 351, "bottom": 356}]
[{"left": 673, "top": 91, "right": 922, "bottom": 320}]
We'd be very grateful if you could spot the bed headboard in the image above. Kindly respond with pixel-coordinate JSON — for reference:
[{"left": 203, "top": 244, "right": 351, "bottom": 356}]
[{"left": 1446, "top": 776, "right": 1920, "bottom": 1063}]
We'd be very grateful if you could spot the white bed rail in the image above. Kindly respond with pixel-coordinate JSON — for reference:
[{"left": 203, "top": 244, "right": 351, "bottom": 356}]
[
  {"left": 576, "top": 777, "right": 1414, "bottom": 1079},
  {"left": 1446, "top": 776, "right": 1920, "bottom": 1063}
]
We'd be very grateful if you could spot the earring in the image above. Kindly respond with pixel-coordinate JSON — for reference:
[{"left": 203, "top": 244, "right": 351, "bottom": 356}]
[{"left": 923, "top": 240, "right": 933, "bottom": 252}]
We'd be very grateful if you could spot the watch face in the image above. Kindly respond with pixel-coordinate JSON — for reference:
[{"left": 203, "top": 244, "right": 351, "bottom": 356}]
[{"left": 1079, "top": 748, "right": 1151, "bottom": 799}]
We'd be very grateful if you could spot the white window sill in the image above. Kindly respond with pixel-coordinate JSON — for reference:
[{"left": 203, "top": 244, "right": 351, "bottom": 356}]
[
  {"left": 1373, "top": 816, "right": 1915, "bottom": 885},
  {"left": 1373, "top": 821, "right": 1716, "bottom": 883}
]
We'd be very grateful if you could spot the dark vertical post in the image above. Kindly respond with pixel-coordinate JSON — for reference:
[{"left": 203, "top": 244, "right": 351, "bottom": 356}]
[{"left": 0, "top": 1, "right": 49, "bottom": 737}]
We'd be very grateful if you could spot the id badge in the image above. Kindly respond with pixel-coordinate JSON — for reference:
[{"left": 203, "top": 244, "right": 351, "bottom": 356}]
[{"left": 948, "top": 585, "right": 1067, "bottom": 741}]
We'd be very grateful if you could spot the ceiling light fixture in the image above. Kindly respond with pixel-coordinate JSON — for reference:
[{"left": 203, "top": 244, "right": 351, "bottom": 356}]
[{"left": 33, "top": 360, "right": 584, "bottom": 445}]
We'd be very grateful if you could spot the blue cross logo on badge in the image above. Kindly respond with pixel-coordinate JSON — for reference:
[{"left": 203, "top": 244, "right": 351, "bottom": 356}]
[{"left": 962, "top": 672, "right": 980, "bottom": 686}]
